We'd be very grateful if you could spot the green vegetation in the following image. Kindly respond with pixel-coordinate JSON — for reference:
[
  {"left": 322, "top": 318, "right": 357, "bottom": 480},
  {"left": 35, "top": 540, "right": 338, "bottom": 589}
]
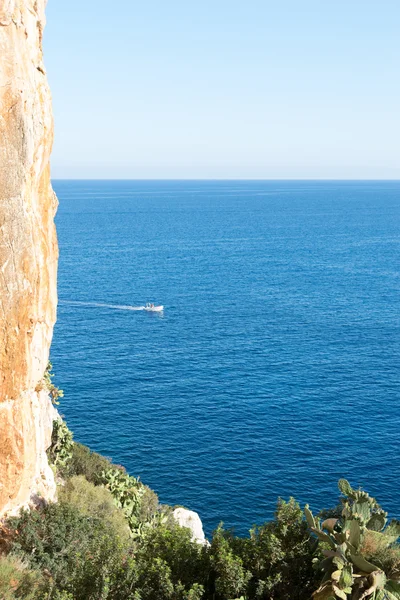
[
  {"left": 2, "top": 411, "right": 400, "bottom": 599},
  {"left": 0, "top": 556, "right": 43, "bottom": 599},
  {"left": 307, "top": 479, "right": 400, "bottom": 599},
  {"left": 58, "top": 476, "right": 131, "bottom": 542},
  {"left": 39, "top": 362, "right": 64, "bottom": 405},
  {"left": 101, "top": 467, "right": 160, "bottom": 536},
  {"left": 7, "top": 502, "right": 124, "bottom": 600},
  {"left": 47, "top": 419, "right": 74, "bottom": 469},
  {"left": 64, "top": 440, "right": 116, "bottom": 483}
]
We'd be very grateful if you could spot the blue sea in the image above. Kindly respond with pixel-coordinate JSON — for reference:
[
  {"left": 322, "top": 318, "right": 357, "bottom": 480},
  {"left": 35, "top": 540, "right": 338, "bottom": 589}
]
[{"left": 51, "top": 180, "right": 400, "bottom": 536}]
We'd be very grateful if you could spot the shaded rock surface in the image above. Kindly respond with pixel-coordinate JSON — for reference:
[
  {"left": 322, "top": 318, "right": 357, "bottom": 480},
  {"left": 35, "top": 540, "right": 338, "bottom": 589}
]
[{"left": 0, "top": 0, "right": 58, "bottom": 514}]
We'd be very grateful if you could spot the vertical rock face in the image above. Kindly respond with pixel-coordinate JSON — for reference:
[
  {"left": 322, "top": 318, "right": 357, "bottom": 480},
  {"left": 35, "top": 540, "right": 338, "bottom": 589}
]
[{"left": 0, "top": 0, "right": 58, "bottom": 513}]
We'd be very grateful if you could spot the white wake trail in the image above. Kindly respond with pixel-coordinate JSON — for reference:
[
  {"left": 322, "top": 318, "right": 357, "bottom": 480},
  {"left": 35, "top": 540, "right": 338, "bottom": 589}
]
[{"left": 59, "top": 300, "right": 145, "bottom": 311}]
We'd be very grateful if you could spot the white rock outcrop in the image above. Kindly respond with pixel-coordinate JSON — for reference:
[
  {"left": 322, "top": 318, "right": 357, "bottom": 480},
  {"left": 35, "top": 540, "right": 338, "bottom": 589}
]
[{"left": 173, "top": 507, "right": 207, "bottom": 545}]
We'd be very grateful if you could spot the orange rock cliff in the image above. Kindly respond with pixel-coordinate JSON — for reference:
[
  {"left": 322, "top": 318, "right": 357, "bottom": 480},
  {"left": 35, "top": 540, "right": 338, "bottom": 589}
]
[{"left": 0, "top": 0, "right": 59, "bottom": 514}]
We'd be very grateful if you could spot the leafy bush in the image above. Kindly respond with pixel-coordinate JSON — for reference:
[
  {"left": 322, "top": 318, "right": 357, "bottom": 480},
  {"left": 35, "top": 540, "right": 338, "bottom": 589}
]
[
  {"left": 111, "top": 520, "right": 207, "bottom": 600},
  {"left": 6, "top": 502, "right": 127, "bottom": 600},
  {"left": 0, "top": 555, "right": 43, "bottom": 599},
  {"left": 58, "top": 443, "right": 160, "bottom": 536},
  {"left": 207, "top": 498, "right": 316, "bottom": 600},
  {"left": 5, "top": 508, "right": 207, "bottom": 600},
  {"left": 8, "top": 406, "right": 400, "bottom": 600},
  {"left": 138, "top": 521, "right": 207, "bottom": 589},
  {"left": 64, "top": 442, "right": 116, "bottom": 483},
  {"left": 251, "top": 497, "right": 316, "bottom": 598},
  {"left": 362, "top": 531, "right": 400, "bottom": 580},
  {"left": 1, "top": 494, "right": 318, "bottom": 600},
  {"left": 209, "top": 526, "right": 251, "bottom": 599},
  {"left": 58, "top": 475, "right": 131, "bottom": 542}
]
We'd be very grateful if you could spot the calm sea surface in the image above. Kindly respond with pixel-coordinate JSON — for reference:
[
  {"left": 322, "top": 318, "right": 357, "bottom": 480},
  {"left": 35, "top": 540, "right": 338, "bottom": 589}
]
[{"left": 51, "top": 180, "right": 400, "bottom": 535}]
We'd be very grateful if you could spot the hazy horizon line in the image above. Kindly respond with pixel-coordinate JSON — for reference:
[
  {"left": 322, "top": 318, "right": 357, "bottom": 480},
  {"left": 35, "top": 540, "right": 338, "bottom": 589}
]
[{"left": 51, "top": 177, "right": 400, "bottom": 182}]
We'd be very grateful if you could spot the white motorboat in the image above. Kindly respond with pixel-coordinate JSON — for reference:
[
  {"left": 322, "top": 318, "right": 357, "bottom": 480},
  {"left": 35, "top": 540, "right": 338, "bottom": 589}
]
[{"left": 144, "top": 303, "right": 164, "bottom": 312}]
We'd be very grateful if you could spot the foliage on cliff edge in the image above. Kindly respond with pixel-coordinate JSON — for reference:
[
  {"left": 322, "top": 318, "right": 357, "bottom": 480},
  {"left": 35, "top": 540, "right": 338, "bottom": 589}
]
[{"left": 2, "top": 417, "right": 400, "bottom": 599}]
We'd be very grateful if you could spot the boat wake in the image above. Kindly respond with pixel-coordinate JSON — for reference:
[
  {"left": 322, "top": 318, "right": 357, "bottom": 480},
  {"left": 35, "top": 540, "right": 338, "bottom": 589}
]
[{"left": 59, "top": 300, "right": 146, "bottom": 311}]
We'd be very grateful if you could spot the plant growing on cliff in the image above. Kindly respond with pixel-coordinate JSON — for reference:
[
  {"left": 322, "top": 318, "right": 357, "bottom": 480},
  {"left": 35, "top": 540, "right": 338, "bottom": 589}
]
[
  {"left": 206, "top": 498, "right": 317, "bottom": 600},
  {"left": 41, "top": 361, "right": 64, "bottom": 405},
  {"left": 209, "top": 525, "right": 252, "bottom": 599},
  {"left": 64, "top": 442, "right": 116, "bottom": 483},
  {"left": 0, "top": 555, "right": 44, "bottom": 600},
  {"left": 48, "top": 419, "right": 74, "bottom": 469},
  {"left": 58, "top": 475, "right": 131, "bottom": 542},
  {"left": 101, "top": 468, "right": 161, "bottom": 536},
  {"left": 6, "top": 502, "right": 127, "bottom": 600},
  {"left": 111, "top": 520, "right": 207, "bottom": 600},
  {"left": 306, "top": 479, "right": 400, "bottom": 600}
]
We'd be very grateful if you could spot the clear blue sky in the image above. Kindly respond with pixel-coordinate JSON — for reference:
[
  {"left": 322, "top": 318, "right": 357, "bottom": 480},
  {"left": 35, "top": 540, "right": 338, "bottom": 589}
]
[{"left": 44, "top": 0, "right": 400, "bottom": 179}]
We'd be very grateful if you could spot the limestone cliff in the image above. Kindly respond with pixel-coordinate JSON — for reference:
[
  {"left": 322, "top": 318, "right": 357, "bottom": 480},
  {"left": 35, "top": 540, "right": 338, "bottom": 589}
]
[{"left": 0, "top": 0, "right": 58, "bottom": 514}]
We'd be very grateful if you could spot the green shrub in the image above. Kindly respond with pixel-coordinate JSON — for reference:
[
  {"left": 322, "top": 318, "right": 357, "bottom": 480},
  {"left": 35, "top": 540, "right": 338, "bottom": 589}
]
[
  {"left": 0, "top": 555, "right": 44, "bottom": 599},
  {"left": 136, "top": 557, "right": 175, "bottom": 599},
  {"left": 209, "top": 526, "right": 251, "bottom": 599},
  {"left": 60, "top": 445, "right": 160, "bottom": 535},
  {"left": 6, "top": 502, "right": 127, "bottom": 600},
  {"left": 207, "top": 499, "right": 316, "bottom": 600},
  {"left": 52, "top": 593, "right": 75, "bottom": 600},
  {"left": 139, "top": 484, "right": 160, "bottom": 522},
  {"left": 58, "top": 475, "right": 131, "bottom": 542},
  {"left": 47, "top": 420, "right": 74, "bottom": 470},
  {"left": 184, "top": 583, "right": 205, "bottom": 600},
  {"left": 245, "top": 497, "right": 316, "bottom": 599},
  {"left": 137, "top": 521, "right": 207, "bottom": 589},
  {"left": 132, "top": 558, "right": 204, "bottom": 600},
  {"left": 3, "top": 494, "right": 318, "bottom": 600},
  {"left": 64, "top": 442, "right": 116, "bottom": 483},
  {"left": 110, "top": 521, "right": 207, "bottom": 600}
]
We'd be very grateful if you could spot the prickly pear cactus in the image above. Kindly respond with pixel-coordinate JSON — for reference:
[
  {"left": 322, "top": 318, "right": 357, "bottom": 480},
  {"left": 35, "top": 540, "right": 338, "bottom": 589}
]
[
  {"left": 101, "top": 468, "right": 146, "bottom": 532},
  {"left": 306, "top": 480, "right": 400, "bottom": 600}
]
